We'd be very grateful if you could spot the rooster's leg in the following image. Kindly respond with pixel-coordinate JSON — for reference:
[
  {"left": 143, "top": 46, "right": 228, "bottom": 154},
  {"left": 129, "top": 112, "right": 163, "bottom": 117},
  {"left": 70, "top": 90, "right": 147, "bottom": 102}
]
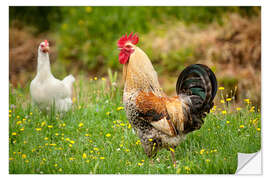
[{"left": 170, "top": 151, "right": 176, "bottom": 167}]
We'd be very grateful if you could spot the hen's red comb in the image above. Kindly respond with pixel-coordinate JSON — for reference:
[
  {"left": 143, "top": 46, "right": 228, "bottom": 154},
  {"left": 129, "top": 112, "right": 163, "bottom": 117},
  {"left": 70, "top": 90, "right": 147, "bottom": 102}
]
[
  {"left": 44, "top": 40, "right": 48, "bottom": 46},
  {"left": 117, "top": 32, "right": 139, "bottom": 48}
]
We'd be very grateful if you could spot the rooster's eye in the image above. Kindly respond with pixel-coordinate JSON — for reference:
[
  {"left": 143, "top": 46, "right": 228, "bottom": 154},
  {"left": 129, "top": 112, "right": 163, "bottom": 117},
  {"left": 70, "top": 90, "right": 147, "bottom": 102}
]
[{"left": 125, "top": 45, "right": 132, "bottom": 48}]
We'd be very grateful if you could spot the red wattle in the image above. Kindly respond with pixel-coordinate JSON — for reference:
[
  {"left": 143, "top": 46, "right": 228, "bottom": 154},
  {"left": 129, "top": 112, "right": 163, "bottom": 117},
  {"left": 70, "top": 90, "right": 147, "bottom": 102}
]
[{"left": 119, "top": 51, "right": 129, "bottom": 64}]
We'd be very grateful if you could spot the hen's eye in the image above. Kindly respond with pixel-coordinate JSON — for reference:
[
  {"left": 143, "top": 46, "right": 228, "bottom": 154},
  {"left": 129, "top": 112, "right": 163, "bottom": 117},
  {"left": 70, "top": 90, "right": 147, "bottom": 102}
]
[
  {"left": 125, "top": 45, "right": 132, "bottom": 48},
  {"left": 41, "top": 44, "right": 44, "bottom": 48}
]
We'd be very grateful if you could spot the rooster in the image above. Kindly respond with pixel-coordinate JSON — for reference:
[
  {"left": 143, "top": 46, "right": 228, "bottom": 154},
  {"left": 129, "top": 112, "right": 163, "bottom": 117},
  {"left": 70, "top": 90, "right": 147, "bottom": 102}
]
[
  {"left": 30, "top": 40, "right": 75, "bottom": 113},
  {"left": 117, "top": 33, "right": 217, "bottom": 165}
]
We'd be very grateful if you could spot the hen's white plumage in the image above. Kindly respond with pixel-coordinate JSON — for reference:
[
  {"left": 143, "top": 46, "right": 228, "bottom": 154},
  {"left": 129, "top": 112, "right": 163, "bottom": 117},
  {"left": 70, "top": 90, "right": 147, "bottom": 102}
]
[{"left": 30, "top": 41, "right": 75, "bottom": 113}]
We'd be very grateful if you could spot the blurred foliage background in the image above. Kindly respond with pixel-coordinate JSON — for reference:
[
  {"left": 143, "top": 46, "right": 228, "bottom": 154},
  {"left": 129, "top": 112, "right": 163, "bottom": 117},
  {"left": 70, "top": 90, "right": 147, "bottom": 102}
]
[{"left": 9, "top": 6, "right": 261, "bottom": 107}]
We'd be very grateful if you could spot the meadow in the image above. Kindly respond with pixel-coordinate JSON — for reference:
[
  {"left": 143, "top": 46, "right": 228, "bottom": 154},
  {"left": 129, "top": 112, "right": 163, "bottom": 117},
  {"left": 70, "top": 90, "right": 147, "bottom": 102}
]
[{"left": 9, "top": 74, "right": 261, "bottom": 174}]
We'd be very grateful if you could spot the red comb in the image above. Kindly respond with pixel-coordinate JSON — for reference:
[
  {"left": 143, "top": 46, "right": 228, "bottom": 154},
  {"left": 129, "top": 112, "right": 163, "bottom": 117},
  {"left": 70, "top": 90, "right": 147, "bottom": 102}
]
[
  {"left": 44, "top": 40, "right": 48, "bottom": 46},
  {"left": 117, "top": 32, "right": 139, "bottom": 48}
]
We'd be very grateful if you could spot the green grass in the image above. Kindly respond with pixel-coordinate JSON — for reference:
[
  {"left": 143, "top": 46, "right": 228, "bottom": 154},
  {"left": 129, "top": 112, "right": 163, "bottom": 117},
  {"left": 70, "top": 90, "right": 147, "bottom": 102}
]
[{"left": 9, "top": 76, "right": 261, "bottom": 174}]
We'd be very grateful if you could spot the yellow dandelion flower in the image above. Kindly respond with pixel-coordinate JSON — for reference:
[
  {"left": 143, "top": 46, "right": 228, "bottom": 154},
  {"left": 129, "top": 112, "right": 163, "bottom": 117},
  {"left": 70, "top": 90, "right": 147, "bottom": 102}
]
[
  {"left": 82, "top": 153, "right": 87, "bottom": 159},
  {"left": 200, "top": 149, "right": 205, "bottom": 155},
  {"left": 85, "top": 134, "right": 89, "bottom": 137},
  {"left": 36, "top": 128, "right": 42, "bottom": 131},
  {"left": 106, "top": 112, "right": 110, "bottom": 115},
  {"left": 218, "top": 87, "right": 224, "bottom": 90},
  {"left": 93, "top": 147, "right": 99, "bottom": 151},
  {"left": 100, "top": 157, "right": 105, "bottom": 160},
  {"left": 94, "top": 77, "right": 98, "bottom": 80},
  {"left": 138, "top": 162, "right": 143, "bottom": 166},
  {"left": 184, "top": 166, "right": 191, "bottom": 171},
  {"left": 55, "top": 133, "right": 59, "bottom": 136},
  {"left": 169, "top": 148, "right": 175, "bottom": 153},
  {"left": 222, "top": 110, "right": 227, "bottom": 115},
  {"left": 16, "top": 115, "right": 20, "bottom": 119},
  {"left": 106, "top": 133, "right": 111, "bottom": 137},
  {"left": 70, "top": 140, "right": 75, "bottom": 144},
  {"left": 62, "top": 123, "right": 66, "bottom": 127},
  {"left": 136, "top": 140, "right": 141, "bottom": 145},
  {"left": 9, "top": 157, "right": 14, "bottom": 161},
  {"left": 69, "top": 144, "right": 72, "bottom": 148},
  {"left": 9, "top": 110, "right": 12, "bottom": 113},
  {"left": 244, "top": 99, "right": 250, "bottom": 104},
  {"left": 54, "top": 164, "right": 58, "bottom": 167},
  {"left": 148, "top": 138, "right": 153, "bottom": 142},
  {"left": 50, "top": 144, "right": 56, "bottom": 146},
  {"left": 102, "top": 77, "right": 106, "bottom": 81},
  {"left": 85, "top": 6, "right": 92, "bottom": 13},
  {"left": 220, "top": 100, "right": 225, "bottom": 104},
  {"left": 41, "top": 121, "right": 46, "bottom": 127},
  {"left": 226, "top": 121, "right": 230, "bottom": 124},
  {"left": 79, "top": 123, "right": 84, "bottom": 128},
  {"left": 120, "top": 123, "right": 125, "bottom": 126},
  {"left": 141, "top": 160, "right": 145, "bottom": 162},
  {"left": 125, "top": 149, "right": 130, "bottom": 152},
  {"left": 206, "top": 159, "right": 211, "bottom": 163},
  {"left": 236, "top": 107, "right": 242, "bottom": 111},
  {"left": 117, "top": 106, "right": 124, "bottom": 111},
  {"left": 226, "top": 98, "right": 232, "bottom": 102},
  {"left": 11, "top": 132, "right": 16, "bottom": 136},
  {"left": 249, "top": 106, "right": 255, "bottom": 112},
  {"left": 240, "top": 125, "right": 245, "bottom": 128},
  {"left": 48, "top": 125, "right": 53, "bottom": 128},
  {"left": 44, "top": 137, "right": 48, "bottom": 140},
  {"left": 16, "top": 121, "right": 22, "bottom": 125},
  {"left": 128, "top": 123, "right": 132, "bottom": 129},
  {"left": 43, "top": 158, "right": 46, "bottom": 161},
  {"left": 69, "top": 157, "right": 75, "bottom": 161},
  {"left": 257, "top": 128, "right": 261, "bottom": 131},
  {"left": 30, "top": 112, "right": 33, "bottom": 116},
  {"left": 22, "top": 154, "right": 26, "bottom": 159}
]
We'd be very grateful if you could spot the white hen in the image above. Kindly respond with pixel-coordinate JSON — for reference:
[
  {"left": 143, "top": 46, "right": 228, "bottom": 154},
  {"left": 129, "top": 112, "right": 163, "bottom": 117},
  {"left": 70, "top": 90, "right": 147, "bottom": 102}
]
[{"left": 30, "top": 40, "right": 75, "bottom": 113}]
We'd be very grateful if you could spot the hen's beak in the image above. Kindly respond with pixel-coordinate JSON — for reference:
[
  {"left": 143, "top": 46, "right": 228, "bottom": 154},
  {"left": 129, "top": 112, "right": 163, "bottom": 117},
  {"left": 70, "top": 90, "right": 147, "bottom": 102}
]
[{"left": 42, "top": 46, "right": 50, "bottom": 53}]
